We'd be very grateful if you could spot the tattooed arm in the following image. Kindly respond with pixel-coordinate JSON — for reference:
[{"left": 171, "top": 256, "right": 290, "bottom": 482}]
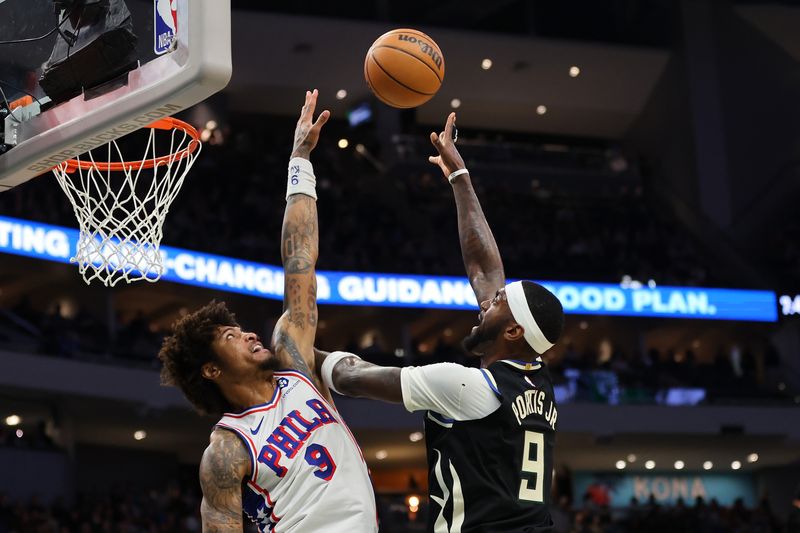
[
  {"left": 314, "top": 349, "right": 501, "bottom": 422},
  {"left": 273, "top": 90, "right": 332, "bottom": 398},
  {"left": 199, "top": 429, "right": 250, "bottom": 532},
  {"left": 315, "top": 349, "right": 403, "bottom": 403},
  {"left": 428, "top": 112, "right": 505, "bottom": 303}
]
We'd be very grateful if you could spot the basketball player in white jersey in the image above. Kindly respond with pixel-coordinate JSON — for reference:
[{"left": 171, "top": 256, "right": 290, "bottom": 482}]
[{"left": 158, "top": 90, "right": 377, "bottom": 532}]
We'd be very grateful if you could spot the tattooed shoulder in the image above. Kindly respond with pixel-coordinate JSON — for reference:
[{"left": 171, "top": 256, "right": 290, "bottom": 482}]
[{"left": 199, "top": 429, "right": 249, "bottom": 529}]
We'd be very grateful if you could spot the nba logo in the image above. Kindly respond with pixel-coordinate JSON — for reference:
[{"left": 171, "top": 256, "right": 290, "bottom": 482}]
[{"left": 154, "top": 0, "right": 178, "bottom": 55}]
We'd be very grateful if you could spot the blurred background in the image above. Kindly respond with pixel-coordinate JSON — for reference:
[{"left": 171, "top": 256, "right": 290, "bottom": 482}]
[{"left": 1, "top": 0, "right": 800, "bottom": 532}]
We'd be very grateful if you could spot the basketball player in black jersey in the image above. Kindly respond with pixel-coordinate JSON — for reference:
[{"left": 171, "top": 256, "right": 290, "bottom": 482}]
[{"left": 316, "top": 112, "right": 564, "bottom": 532}]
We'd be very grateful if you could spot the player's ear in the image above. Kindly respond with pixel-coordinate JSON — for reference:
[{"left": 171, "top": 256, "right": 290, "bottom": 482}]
[
  {"left": 201, "top": 361, "right": 221, "bottom": 381},
  {"left": 504, "top": 322, "right": 525, "bottom": 343}
]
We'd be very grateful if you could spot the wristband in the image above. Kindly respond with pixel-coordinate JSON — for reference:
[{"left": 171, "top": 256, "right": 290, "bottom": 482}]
[
  {"left": 286, "top": 157, "right": 317, "bottom": 200},
  {"left": 321, "top": 351, "right": 361, "bottom": 394},
  {"left": 448, "top": 168, "right": 469, "bottom": 184}
]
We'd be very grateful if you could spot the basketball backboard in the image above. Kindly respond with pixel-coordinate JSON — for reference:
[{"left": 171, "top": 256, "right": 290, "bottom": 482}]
[{"left": 0, "top": 0, "right": 231, "bottom": 192}]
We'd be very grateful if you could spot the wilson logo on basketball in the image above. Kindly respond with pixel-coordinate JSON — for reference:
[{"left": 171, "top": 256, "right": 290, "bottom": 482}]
[{"left": 397, "top": 34, "right": 443, "bottom": 70}]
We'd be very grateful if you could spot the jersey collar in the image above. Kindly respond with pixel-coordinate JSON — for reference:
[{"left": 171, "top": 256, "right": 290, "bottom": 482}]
[{"left": 498, "top": 357, "right": 543, "bottom": 371}]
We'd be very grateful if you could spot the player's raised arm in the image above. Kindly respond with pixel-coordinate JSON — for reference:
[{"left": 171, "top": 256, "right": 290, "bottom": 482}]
[
  {"left": 199, "top": 429, "right": 250, "bottom": 532},
  {"left": 428, "top": 112, "right": 505, "bottom": 303},
  {"left": 272, "top": 90, "right": 330, "bottom": 384}
]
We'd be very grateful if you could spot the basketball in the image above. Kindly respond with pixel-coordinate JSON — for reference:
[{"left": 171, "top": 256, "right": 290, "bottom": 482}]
[{"left": 364, "top": 28, "right": 445, "bottom": 108}]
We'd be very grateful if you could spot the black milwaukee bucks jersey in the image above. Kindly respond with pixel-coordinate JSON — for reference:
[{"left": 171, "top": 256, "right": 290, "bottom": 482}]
[{"left": 423, "top": 358, "right": 558, "bottom": 533}]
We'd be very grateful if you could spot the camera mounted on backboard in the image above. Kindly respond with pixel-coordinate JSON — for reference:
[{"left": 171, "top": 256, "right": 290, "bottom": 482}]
[{"left": 40, "top": 0, "right": 138, "bottom": 106}]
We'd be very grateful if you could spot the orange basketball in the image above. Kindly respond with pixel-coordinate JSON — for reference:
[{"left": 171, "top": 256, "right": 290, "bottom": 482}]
[{"left": 364, "top": 29, "right": 445, "bottom": 108}]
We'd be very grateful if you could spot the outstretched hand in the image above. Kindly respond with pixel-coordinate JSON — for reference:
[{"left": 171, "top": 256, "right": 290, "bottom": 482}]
[
  {"left": 428, "top": 112, "right": 467, "bottom": 179},
  {"left": 291, "top": 89, "right": 330, "bottom": 160}
]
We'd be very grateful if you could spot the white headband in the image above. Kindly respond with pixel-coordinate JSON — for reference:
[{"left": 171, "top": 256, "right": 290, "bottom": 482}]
[{"left": 505, "top": 281, "right": 554, "bottom": 354}]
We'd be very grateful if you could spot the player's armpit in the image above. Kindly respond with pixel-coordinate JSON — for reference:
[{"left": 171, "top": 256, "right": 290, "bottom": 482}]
[
  {"left": 274, "top": 326, "right": 334, "bottom": 403},
  {"left": 199, "top": 429, "right": 249, "bottom": 532}
]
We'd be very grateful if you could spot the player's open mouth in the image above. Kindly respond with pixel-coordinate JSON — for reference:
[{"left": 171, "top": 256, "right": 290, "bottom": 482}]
[{"left": 251, "top": 344, "right": 264, "bottom": 353}]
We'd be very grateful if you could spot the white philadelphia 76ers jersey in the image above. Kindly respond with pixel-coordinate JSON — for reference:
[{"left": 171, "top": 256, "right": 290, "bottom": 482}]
[{"left": 216, "top": 370, "right": 377, "bottom": 533}]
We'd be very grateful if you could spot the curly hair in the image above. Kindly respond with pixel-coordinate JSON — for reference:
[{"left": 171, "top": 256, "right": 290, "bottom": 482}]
[{"left": 158, "top": 300, "right": 239, "bottom": 415}]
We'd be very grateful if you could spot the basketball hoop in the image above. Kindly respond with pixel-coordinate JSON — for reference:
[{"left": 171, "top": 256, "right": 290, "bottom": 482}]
[{"left": 52, "top": 117, "right": 201, "bottom": 286}]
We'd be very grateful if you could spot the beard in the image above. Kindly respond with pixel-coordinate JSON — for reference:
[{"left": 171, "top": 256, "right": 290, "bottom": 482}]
[
  {"left": 257, "top": 351, "right": 282, "bottom": 372},
  {"left": 462, "top": 319, "right": 505, "bottom": 356}
]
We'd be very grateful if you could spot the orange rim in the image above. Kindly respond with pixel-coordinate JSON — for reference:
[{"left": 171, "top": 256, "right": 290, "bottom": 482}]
[{"left": 58, "top": 117, "right": 201, "bottom": 173}]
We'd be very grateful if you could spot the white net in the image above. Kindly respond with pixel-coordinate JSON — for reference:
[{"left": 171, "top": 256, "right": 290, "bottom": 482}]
[{"left": 51, "top": 120, "right": 200, "bottom": 286}]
